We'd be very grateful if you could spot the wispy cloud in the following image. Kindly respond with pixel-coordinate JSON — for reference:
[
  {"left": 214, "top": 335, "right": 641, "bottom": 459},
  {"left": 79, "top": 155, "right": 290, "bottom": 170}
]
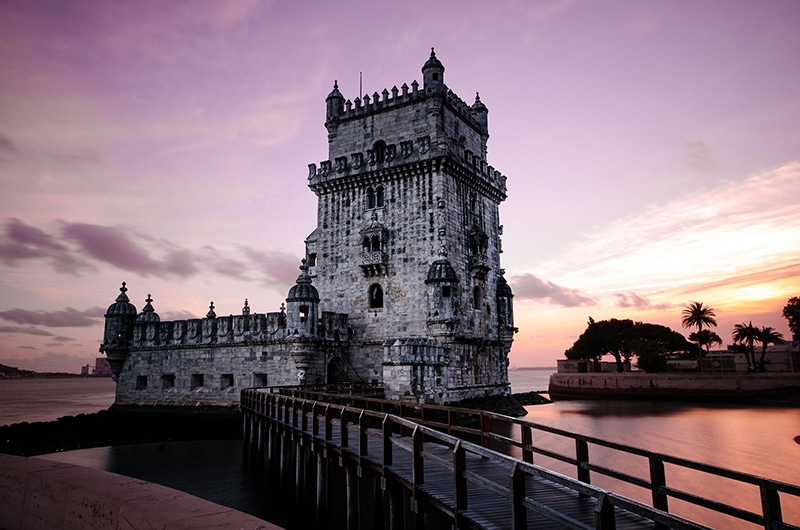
[
  {"left": 0, "top": 307, "right": 104, "bottom": 327},
  {"left": 0, "top": 218, "right": 300, "bottom": 290},
  {"left": 510, "top": 273, "right": 596, "bottom": 307},
  {"left": 540, "top": 162, "right": 800, "bottom": 301},
  {"left": 0, "top": 325, "right": 60, "bottom": 337},
  {"left": 614, "top": 292, "right": 671, "bottom": 311}
]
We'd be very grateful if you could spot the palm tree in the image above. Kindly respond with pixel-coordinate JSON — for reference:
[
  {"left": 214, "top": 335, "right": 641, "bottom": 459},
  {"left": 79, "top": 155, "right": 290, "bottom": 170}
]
[
  {"left": 689, "top": 329, "right": 722, "bottom": 356},
  {"left": 733, "top": 322, "right": 757, "bottom": 371},
  {"left": 754, "top": 326, "right": 784, "bottom": 372},
  {"left": 681, "top": 302, "right": 717, "bottom": 371}
]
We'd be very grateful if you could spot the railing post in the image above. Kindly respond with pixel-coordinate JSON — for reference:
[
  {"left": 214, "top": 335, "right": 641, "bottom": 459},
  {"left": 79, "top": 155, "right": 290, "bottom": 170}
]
[
  {"left": 649, "top": 456, "right": 669, "bottom": 525},
  {"left": 359, "top": 410, "right": 368, "bottom": 457},
  {"left": 576, "top": 439, "right": 591, "bottom": 488},
  {"left": 412, "top": 426, "right": 424, "bottom": 486},
  {"left": 341, "top": 407, "right": 349, "bottom": 448},
  {"left": 382, "top": 416, "right": 393, "bottom": 466},
  {"left": 521, "top": 424, "right": 533, "bottom": 464},
  {"left": 760, "top": 479, "right": 783, "bottom": 530},
  {"left": 594, "top": 493, "right": 617, "bottom": 530},
  {"left": 453, "top": 440, "right": 467, "bottom": 519},
  {"left": 325, "top": 404, "right": 333, "bottom": 441},
  {"left": 510, "top": 461, "right": 527, "bottom": 530},
  {"left": 312, "top": 401, "right": 320, "bottom": 436},
  {"left": 481, "top": 411, "right": 490, "bottom": 449}
]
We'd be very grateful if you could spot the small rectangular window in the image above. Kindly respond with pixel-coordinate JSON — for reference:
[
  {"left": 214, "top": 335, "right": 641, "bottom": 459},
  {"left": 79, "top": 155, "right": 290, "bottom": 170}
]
[
  {"left": 135, "top": 375, "right": 147, "bottom": 390},
  {"left": 441, "top": 285, "right": 451, "bottom": 297},
  {"left": 221, "top": 373, "right": 234, "bottom": 389},
  {"left": 307, "top": 253, "right": 317, "bottom": 266},
  {"left": 162, "top": 374, "right": 175, "bottom": 389},
  {"left": 253, "top": 373, "right": 268, "bottom": 387},
  {"left": 190, "top": 373, "right": 204, "bottom": 390}
]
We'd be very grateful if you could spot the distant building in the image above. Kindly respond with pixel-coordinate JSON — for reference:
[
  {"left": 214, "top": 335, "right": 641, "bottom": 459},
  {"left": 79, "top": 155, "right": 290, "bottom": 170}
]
[{"left": 100, "top": 50, "right": 516, "bottom": 407}]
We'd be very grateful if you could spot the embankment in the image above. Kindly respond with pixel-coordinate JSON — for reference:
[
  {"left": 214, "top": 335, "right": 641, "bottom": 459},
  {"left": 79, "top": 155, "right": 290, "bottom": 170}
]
[{"left": 549, "top": 372, "right": 800, "bottom": 401}]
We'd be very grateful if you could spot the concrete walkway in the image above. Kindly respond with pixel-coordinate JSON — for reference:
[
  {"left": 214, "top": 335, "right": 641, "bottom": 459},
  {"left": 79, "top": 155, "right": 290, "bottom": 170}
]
[{"left": 0, "top": 453, "right": 281, "bottom": 530}]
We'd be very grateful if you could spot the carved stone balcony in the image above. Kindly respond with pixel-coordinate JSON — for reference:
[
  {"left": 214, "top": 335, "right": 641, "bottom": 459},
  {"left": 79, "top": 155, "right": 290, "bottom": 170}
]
[
  {"left": 360, "top": 251, "right": 387, "bottom": 277},
  {"left": 469, "top": 254, "right": 490, "bottom": 279}
]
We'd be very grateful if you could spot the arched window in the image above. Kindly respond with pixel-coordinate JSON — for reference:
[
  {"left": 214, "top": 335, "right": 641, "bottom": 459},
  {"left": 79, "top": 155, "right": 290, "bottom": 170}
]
[
  {"left": 367, "top": 188, "right": 376, "bottom": 209},
  {"left": 370, "top": 235, "right": 381, "bottom": 252},
  {"left": 376, "top": 185, "right": 384, "bottom": 207},
  {"left": 369, "top": 284, "right": 384, "bottom": 309},
  {"left": 472, "top": 286, "right": 482, "bottom": 310},
  {"left": 362, "top": 237, "right": 371, "bottom": 252}
]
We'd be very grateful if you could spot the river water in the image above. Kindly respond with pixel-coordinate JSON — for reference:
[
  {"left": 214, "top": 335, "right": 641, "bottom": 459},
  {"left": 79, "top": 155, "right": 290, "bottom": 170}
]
[{"left": 9, "top": 370, "right": 800, "bottom": 528}]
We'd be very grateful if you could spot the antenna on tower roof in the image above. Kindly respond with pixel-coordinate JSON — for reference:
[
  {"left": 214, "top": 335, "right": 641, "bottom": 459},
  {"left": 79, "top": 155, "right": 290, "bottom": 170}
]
[{"left": 359, "top": 71, "right": 363, "bottom": 100}]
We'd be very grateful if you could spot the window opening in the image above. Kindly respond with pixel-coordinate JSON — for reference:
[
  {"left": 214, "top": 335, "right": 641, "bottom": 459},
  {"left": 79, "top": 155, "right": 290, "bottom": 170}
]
[
  {"left": 221, "top": 373, "right": 234, "bottom": 389},
  {"left": 369, "top": 284, "right": 384, "bottom": 308},
  {"left": 162, "top": 374, "right": 175, "bottom": 389},
  {"left": 441, "top": 285, "right": 451, "bottom": 297},
  {"left": 376, "top": 186, "right": 384, "bottom": 207},
  {"left": 136, "top": 375, "right": 147, "bottom": 390},
  {"left": 191, "top": 373, "right": 204, "bottom": 389},
  {"left": 473, "top": 286, "right": 482, "bottom": 310}
]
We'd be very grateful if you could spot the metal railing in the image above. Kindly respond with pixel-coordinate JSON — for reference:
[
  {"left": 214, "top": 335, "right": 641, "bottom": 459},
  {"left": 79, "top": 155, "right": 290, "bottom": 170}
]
[{"left": 243, "top": 387, "right": 800, "bottom": 530}]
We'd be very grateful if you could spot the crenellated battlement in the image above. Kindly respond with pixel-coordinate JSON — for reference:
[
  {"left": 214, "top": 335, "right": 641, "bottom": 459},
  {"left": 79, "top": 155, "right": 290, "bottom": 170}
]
[
  {"left": 307, "top": 137, "right": 507, "bottom": 195},
  {"left": 124, "top": 305, "right": 348, "bottom": 349}
]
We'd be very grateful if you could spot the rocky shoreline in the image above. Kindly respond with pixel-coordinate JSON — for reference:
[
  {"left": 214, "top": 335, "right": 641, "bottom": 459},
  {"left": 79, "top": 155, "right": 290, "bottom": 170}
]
[{"left": 0, "top": 392, "right": 549, "bottom": 457}]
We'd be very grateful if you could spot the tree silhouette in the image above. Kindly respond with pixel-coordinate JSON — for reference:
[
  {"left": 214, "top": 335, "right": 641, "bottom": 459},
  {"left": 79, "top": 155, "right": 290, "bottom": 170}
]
[
  {"left": 754, "top": 326, "right": 784, "bottom": 372},
  {"left": 688, "top": 329, "right": 722, "bottom": 356},
  {"left": 783, "top": 297, "right": 800, "bottom": 341},
  {"left": 733, "top": 322, "right": 757, "bottom": 371},
  {"left": 681, "top": 301, "right": 717, "bottom": 371}
]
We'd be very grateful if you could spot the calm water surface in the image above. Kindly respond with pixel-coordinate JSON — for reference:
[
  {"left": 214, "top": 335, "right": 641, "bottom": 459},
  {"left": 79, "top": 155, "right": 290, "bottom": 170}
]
[{"left": 0, "top": 377, "right": 116, "bottom": 426}]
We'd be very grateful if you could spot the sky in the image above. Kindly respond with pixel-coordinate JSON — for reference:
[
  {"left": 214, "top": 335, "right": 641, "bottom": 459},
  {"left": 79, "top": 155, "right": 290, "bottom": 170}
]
[{"left": 1, "top": 0, "right": 799, "bottom": 373}]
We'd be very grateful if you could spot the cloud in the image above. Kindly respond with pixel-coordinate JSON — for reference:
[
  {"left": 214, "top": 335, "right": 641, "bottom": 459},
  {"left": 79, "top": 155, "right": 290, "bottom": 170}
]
[
  {"left": 614, "top": 292, "right": 671, "bottom": 311},
  {"left": 0, "top": 325, "right": 58, "bottom": 337},
  {"left": 0, "top": 218, "right": 302, "bottom": 293},
  {"left": 0, "top": 307, "right": 104, "bottom": 327},
  {"left": 0, "top": 218, "right": 85, "bottom": 273},
  {"left": 541, "top": 162, "right": 800, "bottom": 297},
  {"left": 0, "top": 133, "right": 16, "bottom": 154},
  {"left": 685, "top": 140, "right": 716, "bottom": 173},
  {"left": 510, "top": 273, "right": 596, "bottom": 307},
  {"left": 50, "top": 149, "right": 104, "bottom": 165}
]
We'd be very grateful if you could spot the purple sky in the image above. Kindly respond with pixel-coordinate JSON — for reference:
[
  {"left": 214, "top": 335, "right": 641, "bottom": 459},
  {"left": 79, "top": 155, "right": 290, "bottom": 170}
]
[{"left": 1, "top": 0, "right": 799, "bottom": 372}]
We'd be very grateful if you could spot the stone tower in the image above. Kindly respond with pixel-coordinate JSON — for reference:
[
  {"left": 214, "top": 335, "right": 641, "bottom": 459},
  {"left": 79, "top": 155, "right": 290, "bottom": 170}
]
[{"left": 306, "top": 49, "right": 516, "bottom": 403}]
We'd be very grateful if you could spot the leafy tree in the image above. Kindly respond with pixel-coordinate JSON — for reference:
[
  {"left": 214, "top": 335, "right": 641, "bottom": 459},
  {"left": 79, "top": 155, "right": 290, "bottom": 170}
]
[
  {"left": 783, "top": 297, "right": 800, "bottom": 340},
  {"left": 564, "top": 318, "right": 691, "bottom": 372},
  {"left": 732, "top": 322, "right": 757, "bottom": 371},
  {"left": 681, "top": 301, "right": 717, "bottom": 371},
  {"left": 754, "top": 326, "right": 784, "bottom": 372}
]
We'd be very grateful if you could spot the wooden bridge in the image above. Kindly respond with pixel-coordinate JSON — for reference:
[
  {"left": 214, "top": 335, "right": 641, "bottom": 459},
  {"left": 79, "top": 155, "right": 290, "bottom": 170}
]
[{"left": 240, "top": 387, "right": 800, "bottom": 530}]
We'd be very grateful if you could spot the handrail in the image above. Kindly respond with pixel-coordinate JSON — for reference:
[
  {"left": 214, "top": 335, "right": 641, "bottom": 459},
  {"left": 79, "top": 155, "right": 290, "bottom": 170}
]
[{"left": 241, "top": 388, "right": 800, "bottom": 530}]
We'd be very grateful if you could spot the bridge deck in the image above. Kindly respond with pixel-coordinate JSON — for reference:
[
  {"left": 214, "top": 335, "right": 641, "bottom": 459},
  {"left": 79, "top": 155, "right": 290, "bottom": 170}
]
[{"left": 312, "top": 418, "right": 680, "bottom": 530}]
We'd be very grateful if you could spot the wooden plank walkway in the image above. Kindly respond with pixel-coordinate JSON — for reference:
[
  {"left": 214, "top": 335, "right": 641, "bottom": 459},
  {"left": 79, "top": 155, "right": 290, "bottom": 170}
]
[{"left": 243, "top": 392, "right": 719, "bottom": 530}]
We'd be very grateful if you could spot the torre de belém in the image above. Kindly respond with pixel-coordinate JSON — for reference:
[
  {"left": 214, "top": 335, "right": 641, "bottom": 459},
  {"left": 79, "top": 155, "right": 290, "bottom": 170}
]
[{"left": 100, "top": 50, "right": 517, "bottom": 406}]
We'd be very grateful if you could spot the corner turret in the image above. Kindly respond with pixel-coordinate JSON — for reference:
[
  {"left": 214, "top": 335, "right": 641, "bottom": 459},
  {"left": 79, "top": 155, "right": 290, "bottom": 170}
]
[
  {"left": 325, "top": 80, "right": 345, "bottom": 137},
  {"left": 286, "top": 258, "right": 320, "bottom": 337},
  {"left": 422, "top": 48, "right": 445, "bottom": 94},
  {"left": 99, "top": 282, "right": 137, "bottom": 379}
]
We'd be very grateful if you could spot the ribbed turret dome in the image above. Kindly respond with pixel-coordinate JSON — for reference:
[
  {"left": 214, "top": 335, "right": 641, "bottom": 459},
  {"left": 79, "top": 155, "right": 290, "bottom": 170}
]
[
  {"left": 326, "top": 80, "right": 344, "bottom": 102},
  {"left": 287, "top": 259, "right": 320, "bottom": 302},
  {"left": 422, "top": 47, "right": 444, "bottom": 73},
  {"left": 425, "top": 247, "right": 459, "bottom": 284},
  {"left": 471, "top": 92, "right": 487, "bottom": 113},
  {"left": 106, "top": 282, "right": 137, "bottom": 316},
  {"left": 136, "top": 294, "right": 160, "bottom": 323}
]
